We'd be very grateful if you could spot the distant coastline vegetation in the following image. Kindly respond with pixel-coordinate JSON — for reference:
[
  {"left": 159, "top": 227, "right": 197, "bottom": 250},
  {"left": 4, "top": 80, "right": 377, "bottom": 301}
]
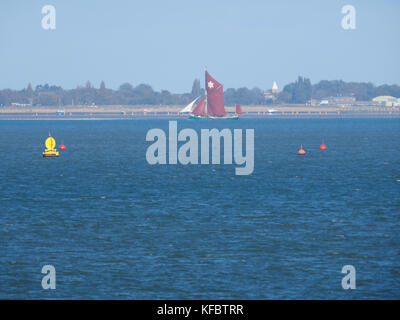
[{"left": 1, "top": 77, "right": 399, "bottom": 107}]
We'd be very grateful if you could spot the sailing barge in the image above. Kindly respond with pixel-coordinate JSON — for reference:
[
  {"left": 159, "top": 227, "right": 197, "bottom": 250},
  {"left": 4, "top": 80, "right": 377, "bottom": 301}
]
[{"left": 185, "top": 70, "right": 242, "bottom": 120}]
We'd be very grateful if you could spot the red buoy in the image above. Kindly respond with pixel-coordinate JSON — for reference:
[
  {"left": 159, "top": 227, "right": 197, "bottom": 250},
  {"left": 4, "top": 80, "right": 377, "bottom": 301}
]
[
  {"left": 298, "top": 144, "right": 306, "bottom": 155},
  {"left": 59, "top": 140, "right": 66, "bottom": 150},
  {"left": 320, "top": 139, "right": 327, "bottom": 150}
]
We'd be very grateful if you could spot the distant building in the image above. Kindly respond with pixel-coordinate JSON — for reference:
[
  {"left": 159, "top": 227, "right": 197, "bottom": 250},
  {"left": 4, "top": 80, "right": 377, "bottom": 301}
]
[
  {"left": 263, "top": 91, "right": 275, "bottom": 100},
  {"left": 263, "top": 81, "right": 279, "bottom": 102},
  {"left": 372, "top": 96, "right": 400, "bottom": 107},
  {"left": 307, "top": 99, "right": 320, "bottom": 106},
  {"left": 271, "top": 81, "right": 279, "bottom": 94},
  {"left": 11, "top": 102, "right": 30, "bottom": 107},
  {"left": 353, "top": 101, "right": 379, "bottom": 106},
  {"left": 320, "top": 97, "right": 356, "bottom": 106},
  {"left": 330, "top": 97, "right": 356, "bottom": 104}
]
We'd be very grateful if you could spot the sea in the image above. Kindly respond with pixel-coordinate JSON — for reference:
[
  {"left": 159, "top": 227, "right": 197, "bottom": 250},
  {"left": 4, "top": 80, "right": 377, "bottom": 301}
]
[{"left": 0, "top": 118, "right": 399, "bottom": 299}]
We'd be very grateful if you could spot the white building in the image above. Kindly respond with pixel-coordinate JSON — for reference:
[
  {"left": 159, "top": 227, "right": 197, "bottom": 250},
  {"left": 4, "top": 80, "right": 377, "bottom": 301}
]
[
  {"left": 372, "top": 96, "right": 400, "bottom": 107},
  {"left": 272, "top": 81, "right": 279, "bottom": 94},
  {"left": 264, "top": 81, "right": 279, "bottom": 101}
]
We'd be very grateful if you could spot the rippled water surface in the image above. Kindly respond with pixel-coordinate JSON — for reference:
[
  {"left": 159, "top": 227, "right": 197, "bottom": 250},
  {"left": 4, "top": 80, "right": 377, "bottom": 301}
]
[{"left": 0, "top": 119, "right": 399, "bottom": 299}]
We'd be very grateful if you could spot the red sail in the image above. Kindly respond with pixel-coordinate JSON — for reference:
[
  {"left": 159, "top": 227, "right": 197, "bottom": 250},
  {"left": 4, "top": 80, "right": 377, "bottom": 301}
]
[
  {"left": 236, "top": 103, "right": 242, "bottom": 115},
  {"left": 205, "top": 70, "right": 222, "bottom": 90},
  {"left": 192, "top": 97, "right": 206, "bottom": 115},
  {"left": 205, "top": 71, "right": 226, "bottom": 116},
  {"left": 207, "top": 86, "right": 225, "bottom": 116}
]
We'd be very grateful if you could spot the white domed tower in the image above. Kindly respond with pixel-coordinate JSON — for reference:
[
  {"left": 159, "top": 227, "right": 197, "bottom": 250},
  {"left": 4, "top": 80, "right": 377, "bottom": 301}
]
[{"left": 272, "top": 81, "right": 279, "bottom": 94}]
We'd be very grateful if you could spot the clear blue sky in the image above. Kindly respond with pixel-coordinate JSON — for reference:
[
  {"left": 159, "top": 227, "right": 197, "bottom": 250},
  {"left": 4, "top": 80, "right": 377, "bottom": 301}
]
[{"left": 0, "top": 0, "right": 399, "bottom": 92}]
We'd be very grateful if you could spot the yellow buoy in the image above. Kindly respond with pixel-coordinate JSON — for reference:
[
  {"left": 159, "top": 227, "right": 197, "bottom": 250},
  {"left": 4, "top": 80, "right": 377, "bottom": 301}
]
[
  {"left": 43, "top": 132, "right": 59, "bottom": 158},
  {"left": 45, "top": 136, "right": 56, "bottom": 150}
]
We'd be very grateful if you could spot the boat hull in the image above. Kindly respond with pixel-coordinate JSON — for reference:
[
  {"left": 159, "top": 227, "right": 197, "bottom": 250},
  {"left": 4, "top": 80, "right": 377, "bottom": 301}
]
[{"left": 189, "top": 114, "right": 239, "bottom": 120}]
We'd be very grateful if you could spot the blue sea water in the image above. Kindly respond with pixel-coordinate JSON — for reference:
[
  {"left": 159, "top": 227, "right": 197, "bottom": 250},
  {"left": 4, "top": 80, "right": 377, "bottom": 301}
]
[{"left": 0, "top": 118, "right": 399, "bottom": 299}]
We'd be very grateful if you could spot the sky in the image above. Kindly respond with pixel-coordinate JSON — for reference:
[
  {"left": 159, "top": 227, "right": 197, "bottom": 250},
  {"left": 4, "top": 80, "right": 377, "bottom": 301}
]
[{"left": 0, "top": 0, "right": 399, "bottom": 92}]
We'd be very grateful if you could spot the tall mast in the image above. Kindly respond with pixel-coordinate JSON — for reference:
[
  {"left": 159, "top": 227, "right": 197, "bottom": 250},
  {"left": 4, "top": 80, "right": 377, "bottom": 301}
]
[{"left": 204, "top": 66, "right": 208, "bottom": 115}]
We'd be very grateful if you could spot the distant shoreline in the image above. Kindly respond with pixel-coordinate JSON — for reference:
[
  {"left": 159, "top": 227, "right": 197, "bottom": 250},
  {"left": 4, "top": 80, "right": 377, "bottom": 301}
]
[{"left": 1, "top": 105, "right": 399, "bottom": 120}]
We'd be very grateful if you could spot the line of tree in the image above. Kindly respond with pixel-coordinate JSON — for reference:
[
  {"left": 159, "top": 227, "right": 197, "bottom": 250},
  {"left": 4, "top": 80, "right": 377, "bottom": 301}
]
[
  {"left": 279, "top": 77, "right": 400, "bottom": 103},
  {"left": 0, "top": 78, "right": 399, "bottom": 107}
]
